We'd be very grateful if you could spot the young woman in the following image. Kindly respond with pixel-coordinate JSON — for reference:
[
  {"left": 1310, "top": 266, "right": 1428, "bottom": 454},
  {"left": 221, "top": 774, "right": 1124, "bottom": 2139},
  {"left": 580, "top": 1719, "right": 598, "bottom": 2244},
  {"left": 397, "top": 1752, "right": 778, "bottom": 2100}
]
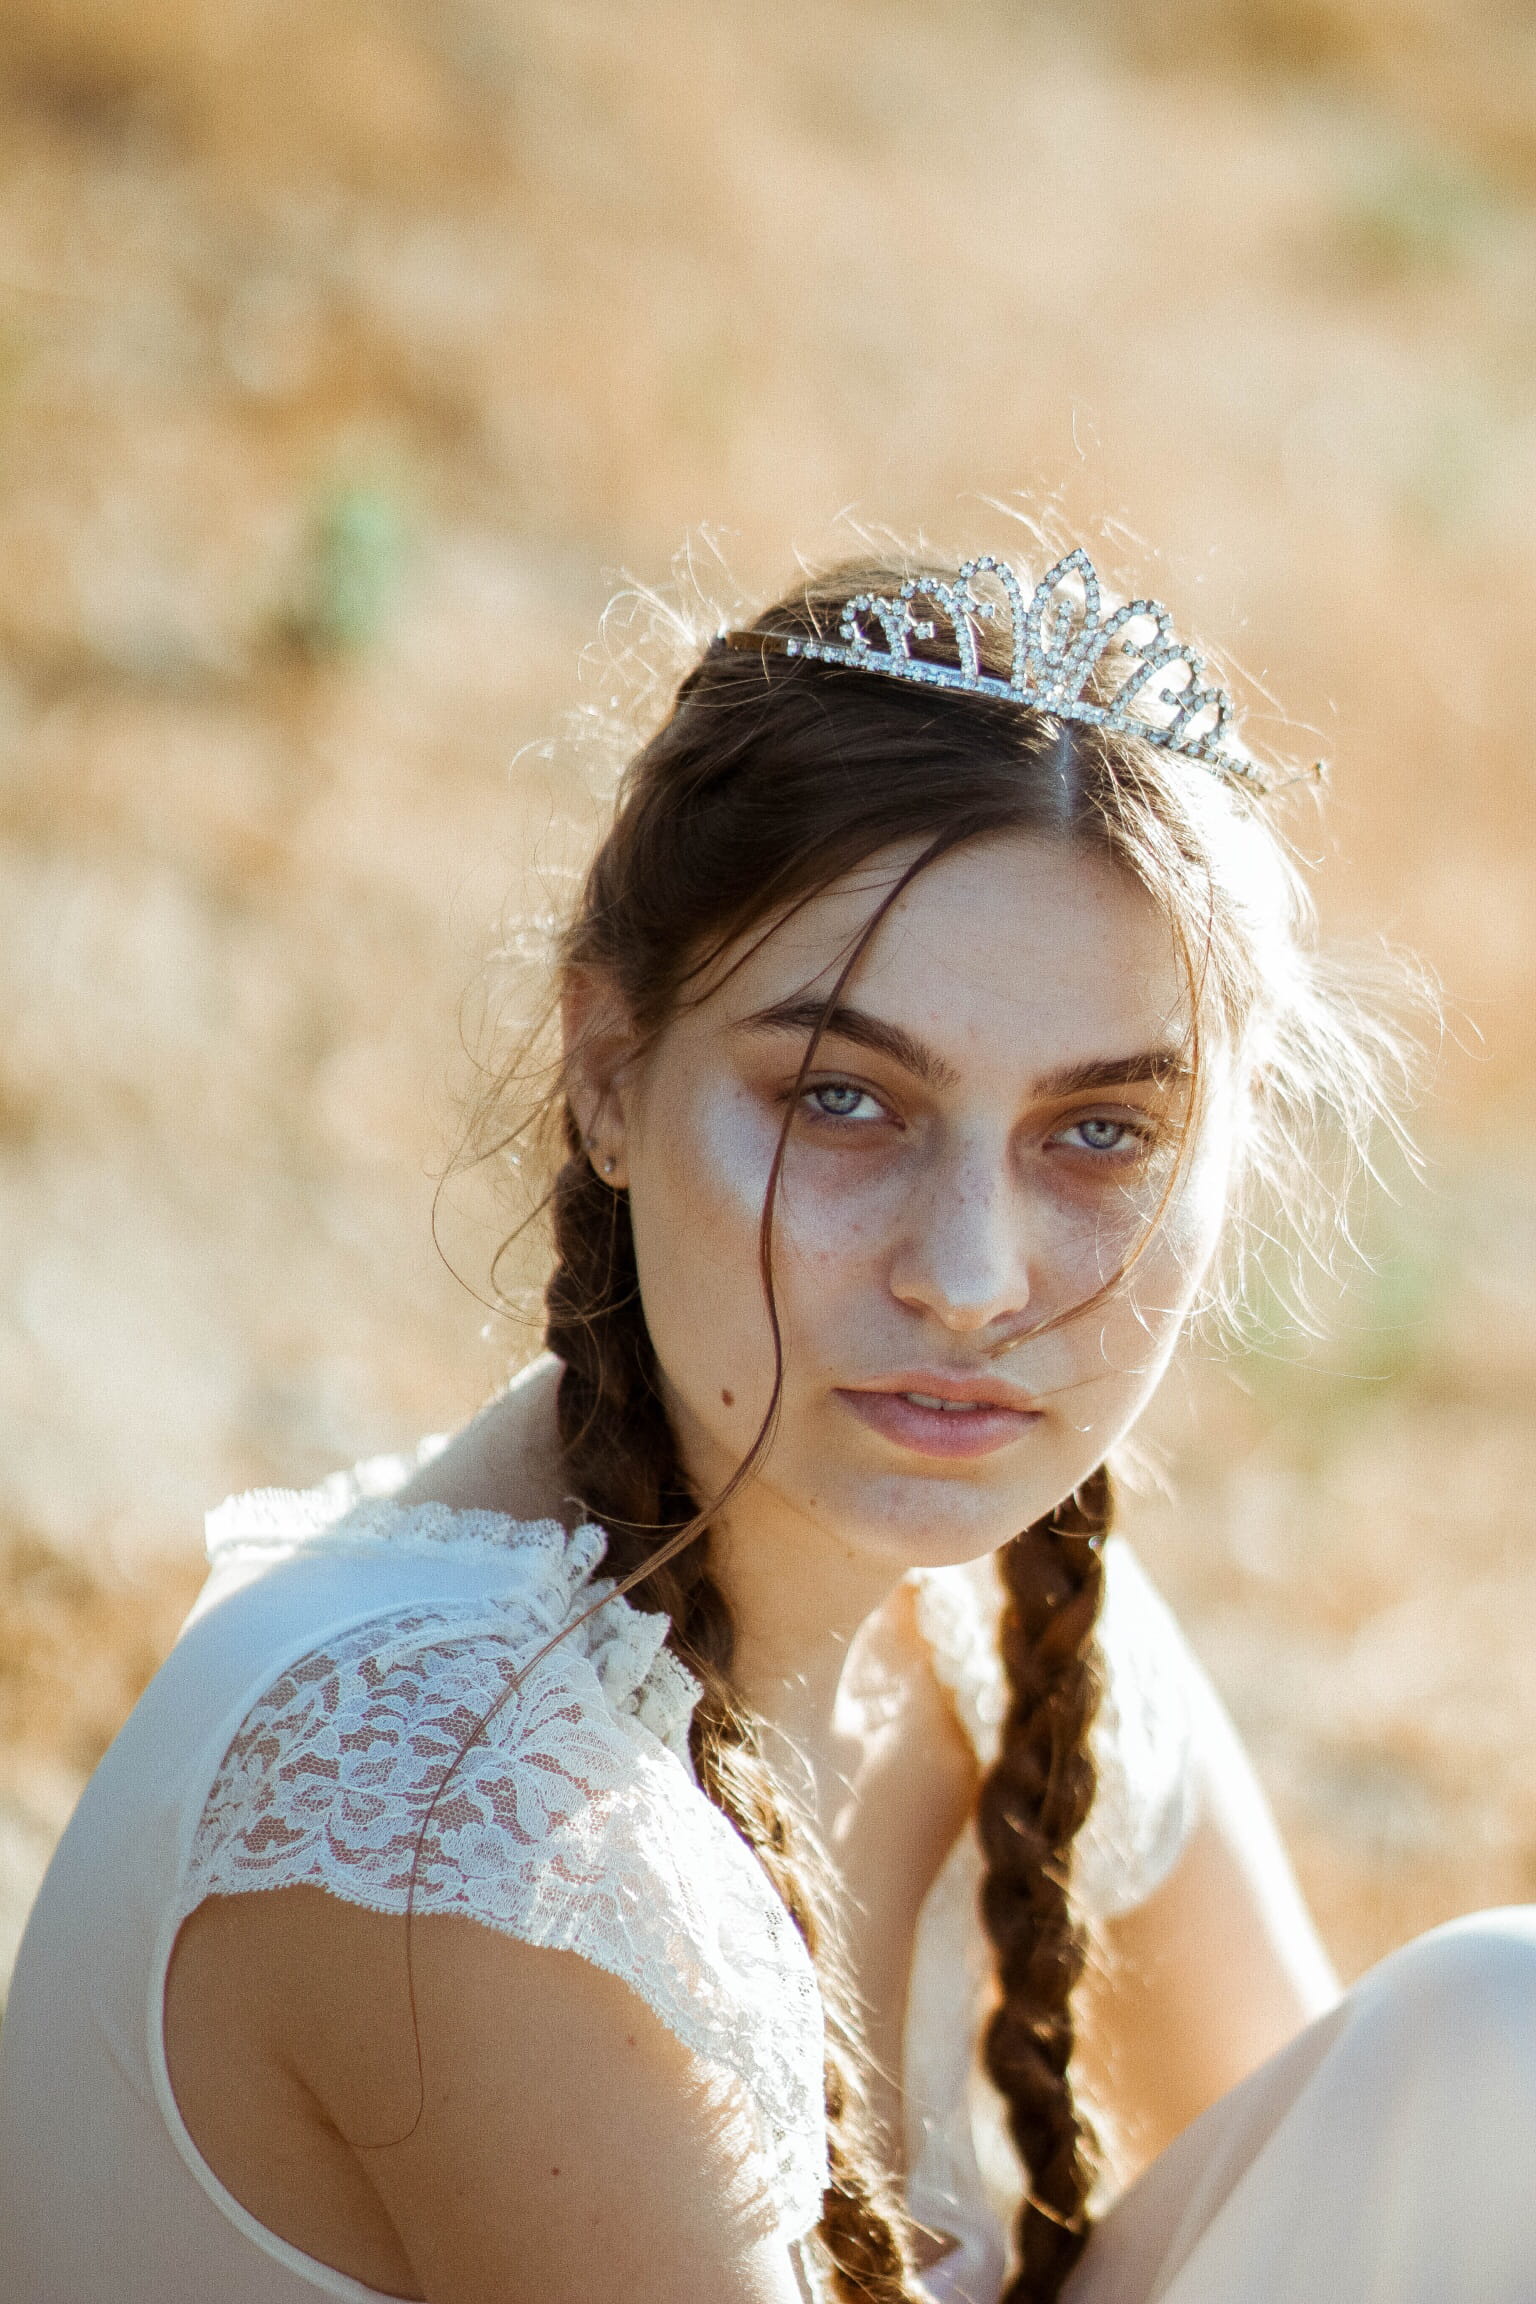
[{"left": 2, "top": 548, "right": 1533, "bottom": 2304}]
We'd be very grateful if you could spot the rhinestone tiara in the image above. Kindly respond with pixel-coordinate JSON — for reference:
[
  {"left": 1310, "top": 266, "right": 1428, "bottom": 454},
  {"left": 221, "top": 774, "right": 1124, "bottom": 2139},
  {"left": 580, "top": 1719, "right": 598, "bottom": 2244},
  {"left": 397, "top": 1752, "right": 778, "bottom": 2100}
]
[{"left": 723, "top": 548, "right": 1290, "bottom": 795}]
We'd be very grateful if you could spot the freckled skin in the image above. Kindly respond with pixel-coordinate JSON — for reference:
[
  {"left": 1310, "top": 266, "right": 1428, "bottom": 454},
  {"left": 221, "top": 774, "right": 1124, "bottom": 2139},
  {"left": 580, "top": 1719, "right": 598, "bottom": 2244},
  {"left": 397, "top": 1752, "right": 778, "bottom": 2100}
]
[{"left": 588, "top": 834, "right": 1235, "bottom": 1584}]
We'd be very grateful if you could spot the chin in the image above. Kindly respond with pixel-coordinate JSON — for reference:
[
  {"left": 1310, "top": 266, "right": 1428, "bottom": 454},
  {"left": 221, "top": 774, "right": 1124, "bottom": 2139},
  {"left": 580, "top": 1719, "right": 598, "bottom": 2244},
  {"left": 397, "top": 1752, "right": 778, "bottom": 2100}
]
[{"left": 809, "top": 1469, "right": 1044, "bottom": 1571}]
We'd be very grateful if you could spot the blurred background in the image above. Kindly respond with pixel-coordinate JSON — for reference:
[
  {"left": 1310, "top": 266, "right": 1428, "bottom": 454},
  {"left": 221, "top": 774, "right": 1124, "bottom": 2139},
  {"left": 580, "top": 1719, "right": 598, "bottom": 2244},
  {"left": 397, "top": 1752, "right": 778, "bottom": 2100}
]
[{"left": 3, "top": 0, "right": 1536, "bottom": 1996}]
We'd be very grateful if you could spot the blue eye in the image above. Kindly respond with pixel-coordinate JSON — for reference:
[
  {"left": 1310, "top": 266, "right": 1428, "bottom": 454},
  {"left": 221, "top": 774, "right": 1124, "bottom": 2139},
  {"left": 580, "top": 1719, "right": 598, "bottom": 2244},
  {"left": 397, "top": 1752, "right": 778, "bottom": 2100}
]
[
  {"left": 1060, "top": 1116, "right": 1149, "bottom": 1156},
  {"left": 806, "top": 1082, "right": 878, "bottom": 1121}
]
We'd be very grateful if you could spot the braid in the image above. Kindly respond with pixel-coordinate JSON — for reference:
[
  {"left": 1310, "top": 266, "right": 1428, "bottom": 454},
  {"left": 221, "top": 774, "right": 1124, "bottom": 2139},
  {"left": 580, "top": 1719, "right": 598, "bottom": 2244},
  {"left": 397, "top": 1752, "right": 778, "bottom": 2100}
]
[
  {"left": 545, "top": 1139, "right": 920, "bottom": 2303},
  {"left": 977, "top": 1468, "right": 1111, "bottom": 2304}
]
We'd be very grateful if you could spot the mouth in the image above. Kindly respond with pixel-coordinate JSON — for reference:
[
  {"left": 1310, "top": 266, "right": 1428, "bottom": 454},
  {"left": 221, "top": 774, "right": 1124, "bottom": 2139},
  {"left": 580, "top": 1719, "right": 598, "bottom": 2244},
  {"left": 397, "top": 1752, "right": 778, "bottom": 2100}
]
[{"left": 833, "top": 1373, "right": 1044, "bottom": 1461}]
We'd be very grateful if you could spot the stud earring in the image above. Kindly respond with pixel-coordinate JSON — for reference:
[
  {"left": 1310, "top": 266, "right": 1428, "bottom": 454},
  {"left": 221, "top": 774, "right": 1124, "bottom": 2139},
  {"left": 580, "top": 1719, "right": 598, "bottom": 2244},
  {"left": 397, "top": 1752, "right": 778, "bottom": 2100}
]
[{"left": 601, "top": 1153, "right": 617, "bottom": 1177}]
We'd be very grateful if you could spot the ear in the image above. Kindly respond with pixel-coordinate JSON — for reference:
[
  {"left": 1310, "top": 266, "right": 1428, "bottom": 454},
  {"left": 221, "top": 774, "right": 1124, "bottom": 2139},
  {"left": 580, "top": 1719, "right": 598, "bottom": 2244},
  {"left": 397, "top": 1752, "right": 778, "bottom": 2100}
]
[{"left": 561, "top": 965, "right": 640, "bottom": 1190}]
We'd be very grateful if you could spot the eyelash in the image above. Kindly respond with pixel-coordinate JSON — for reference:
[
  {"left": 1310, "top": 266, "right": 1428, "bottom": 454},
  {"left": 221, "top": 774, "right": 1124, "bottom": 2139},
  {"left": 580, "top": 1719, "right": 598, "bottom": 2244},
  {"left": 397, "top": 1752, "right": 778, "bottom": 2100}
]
[{"left": 796, "top": 1079, "right": 1158, "bottom": 1160}]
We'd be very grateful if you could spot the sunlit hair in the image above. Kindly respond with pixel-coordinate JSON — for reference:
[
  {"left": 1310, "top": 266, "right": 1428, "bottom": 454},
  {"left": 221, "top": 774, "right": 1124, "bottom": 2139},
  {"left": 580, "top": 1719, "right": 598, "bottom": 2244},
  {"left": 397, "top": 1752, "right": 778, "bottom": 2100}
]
[{"left": 443, "top": 545, "right": 1415, "bottom": 2302}]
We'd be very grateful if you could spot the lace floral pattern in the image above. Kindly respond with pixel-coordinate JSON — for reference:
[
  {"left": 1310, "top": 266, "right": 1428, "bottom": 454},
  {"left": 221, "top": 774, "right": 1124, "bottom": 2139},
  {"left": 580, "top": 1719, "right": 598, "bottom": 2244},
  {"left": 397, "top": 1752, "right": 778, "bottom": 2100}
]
[{"left": 182, "top": 1501, "right": 828, "bottom": 2240}]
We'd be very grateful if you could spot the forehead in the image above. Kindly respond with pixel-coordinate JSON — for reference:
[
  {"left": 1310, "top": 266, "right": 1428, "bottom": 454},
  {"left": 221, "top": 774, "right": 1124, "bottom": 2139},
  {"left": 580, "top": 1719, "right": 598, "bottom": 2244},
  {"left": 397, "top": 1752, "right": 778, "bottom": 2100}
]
[{"left": 699, "top": 834, "right": 1189, "bottom": 1072}]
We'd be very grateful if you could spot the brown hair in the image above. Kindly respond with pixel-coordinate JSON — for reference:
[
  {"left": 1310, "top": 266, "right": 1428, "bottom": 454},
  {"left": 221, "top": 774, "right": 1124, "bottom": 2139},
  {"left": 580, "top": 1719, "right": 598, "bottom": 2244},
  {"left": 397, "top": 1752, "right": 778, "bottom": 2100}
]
[{"left": 464, "top": 555, "right": 1406, "bottom": 2300}]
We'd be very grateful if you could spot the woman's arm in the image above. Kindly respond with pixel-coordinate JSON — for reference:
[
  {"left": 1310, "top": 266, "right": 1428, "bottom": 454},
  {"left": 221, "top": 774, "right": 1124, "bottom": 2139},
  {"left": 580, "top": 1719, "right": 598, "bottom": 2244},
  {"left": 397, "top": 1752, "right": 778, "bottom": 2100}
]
[
  {"left": 1075, "top": 1668, "right": 1340, "bottom": 2179},
  {"left": 169, "top": 1886, "right": 805, "bottom": 2304},
  {"left": 356, "top": 1910, "right": 803, "bottom": 2304}
]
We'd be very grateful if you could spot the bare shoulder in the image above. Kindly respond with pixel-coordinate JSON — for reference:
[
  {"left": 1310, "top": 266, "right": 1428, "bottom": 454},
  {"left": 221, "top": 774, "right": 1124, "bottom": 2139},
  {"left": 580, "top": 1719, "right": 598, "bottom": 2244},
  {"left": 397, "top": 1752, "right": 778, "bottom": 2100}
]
[
  {"left": 392, "top": 1352, "right": 569, "bottom": 1523},
  {"left": 167, "top": 1885, "right": 803, "bottom": 2304}
]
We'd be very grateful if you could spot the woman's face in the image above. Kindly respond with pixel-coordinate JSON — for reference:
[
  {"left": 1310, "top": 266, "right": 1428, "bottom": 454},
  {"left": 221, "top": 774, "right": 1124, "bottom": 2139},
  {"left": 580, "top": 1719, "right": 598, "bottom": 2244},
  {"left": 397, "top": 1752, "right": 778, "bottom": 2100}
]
[{"left": 576, "top": 832, "right": 1235, "bottom": 1574}]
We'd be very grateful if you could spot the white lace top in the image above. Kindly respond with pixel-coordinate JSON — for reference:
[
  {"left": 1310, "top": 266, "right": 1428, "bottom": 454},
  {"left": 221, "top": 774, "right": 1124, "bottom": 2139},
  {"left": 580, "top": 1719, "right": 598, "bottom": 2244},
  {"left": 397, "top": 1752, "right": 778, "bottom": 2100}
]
[
  {"left": 169, "top": 1444, "right": 1200, "bottom": 2303},
  {"left": 182, "top": 1494, "right": 827, "bottom": 2237},
  {"left": 0, "top": 1438, "right": 1199, "bottom": 2304}
]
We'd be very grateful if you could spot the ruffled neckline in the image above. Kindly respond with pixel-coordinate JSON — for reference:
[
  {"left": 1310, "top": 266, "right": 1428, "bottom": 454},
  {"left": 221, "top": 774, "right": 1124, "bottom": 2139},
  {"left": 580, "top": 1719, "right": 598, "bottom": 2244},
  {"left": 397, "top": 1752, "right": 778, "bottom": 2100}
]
[
  {"left": 203, "top": 1452, "right": 1190, "bottom": 1880},
  {"left": 205, "top": 1453, "right": 1017, "bottom": 1790}
]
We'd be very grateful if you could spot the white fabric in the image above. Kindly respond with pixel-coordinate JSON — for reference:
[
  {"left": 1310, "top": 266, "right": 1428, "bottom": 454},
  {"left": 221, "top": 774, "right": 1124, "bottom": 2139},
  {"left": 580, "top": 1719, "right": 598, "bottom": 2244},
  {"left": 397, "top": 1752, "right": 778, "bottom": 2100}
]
[
  {"left": 0, "top": 1445, "right": 1200, "bottom": 2303},
  {"left": 1063, "top": 1909, "right": 1536, "bottom": 2304}
]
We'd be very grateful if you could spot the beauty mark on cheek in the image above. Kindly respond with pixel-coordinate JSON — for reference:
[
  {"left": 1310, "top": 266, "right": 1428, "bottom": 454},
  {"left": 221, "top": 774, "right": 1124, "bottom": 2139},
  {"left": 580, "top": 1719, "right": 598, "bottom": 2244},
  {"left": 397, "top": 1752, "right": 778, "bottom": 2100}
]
[{"left": 721, "top": 1388, "right": 735, "bottom": 1407}]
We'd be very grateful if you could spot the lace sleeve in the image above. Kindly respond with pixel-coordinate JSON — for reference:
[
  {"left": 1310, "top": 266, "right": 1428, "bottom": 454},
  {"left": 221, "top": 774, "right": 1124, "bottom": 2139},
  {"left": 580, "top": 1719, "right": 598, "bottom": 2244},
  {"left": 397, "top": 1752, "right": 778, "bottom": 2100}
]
[{"left": 178, "top": 1588, "right": 828, "bottom": 2240}]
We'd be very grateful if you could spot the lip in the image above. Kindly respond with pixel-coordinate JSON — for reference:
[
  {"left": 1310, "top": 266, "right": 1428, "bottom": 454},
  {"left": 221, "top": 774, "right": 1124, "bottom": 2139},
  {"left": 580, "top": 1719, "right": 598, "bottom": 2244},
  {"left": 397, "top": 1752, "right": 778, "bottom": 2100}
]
[{"left": 834, "top": 1370, "right": 1044, "bottom": 1461}]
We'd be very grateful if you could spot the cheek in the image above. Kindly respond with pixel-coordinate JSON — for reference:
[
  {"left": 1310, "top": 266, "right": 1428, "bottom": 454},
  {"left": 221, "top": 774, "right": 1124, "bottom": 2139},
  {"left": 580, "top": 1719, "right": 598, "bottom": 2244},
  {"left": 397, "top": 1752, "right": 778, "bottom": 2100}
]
[
  {"left": 1101, "top": 1160, "right": 1229, "bottom": 1367},
  {"left": 625, "top": 1081, "right": 786, "bottom": 1417},
  {"left": 635, "top": 1073, "right": 885, "bottom": 1293},
  {"left": 627, "top": 1085, "right": 892, "bottom": 1436}
]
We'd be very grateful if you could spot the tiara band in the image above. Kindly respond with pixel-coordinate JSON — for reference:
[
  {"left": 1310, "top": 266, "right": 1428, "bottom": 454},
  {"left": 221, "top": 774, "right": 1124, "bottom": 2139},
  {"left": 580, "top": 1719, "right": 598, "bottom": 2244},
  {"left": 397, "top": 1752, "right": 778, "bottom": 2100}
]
[{"left": 722, "top": 549, "right": 1292, "bottom": 796}]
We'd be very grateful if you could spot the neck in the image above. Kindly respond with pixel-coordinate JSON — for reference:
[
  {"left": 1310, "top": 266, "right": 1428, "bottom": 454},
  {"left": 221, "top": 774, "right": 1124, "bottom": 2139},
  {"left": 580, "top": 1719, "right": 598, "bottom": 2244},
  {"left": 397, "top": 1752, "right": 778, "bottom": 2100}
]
[{"left": 706, "top": 1481, "right": 908, "bottom": 1783}]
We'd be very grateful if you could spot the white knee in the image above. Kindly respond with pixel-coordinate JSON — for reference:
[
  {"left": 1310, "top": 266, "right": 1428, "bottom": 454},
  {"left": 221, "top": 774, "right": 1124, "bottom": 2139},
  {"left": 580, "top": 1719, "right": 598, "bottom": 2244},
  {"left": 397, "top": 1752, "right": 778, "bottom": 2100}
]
[
  {"left": 1355, "top": 1906, "right": 1536, "bottom": 2047},
  {"left": 1338, "top": 1906, "right": 1536, "bottom": 2144},
  {"left": 1068, "top": 1910, "right": 1536, "bottom": 2304}
]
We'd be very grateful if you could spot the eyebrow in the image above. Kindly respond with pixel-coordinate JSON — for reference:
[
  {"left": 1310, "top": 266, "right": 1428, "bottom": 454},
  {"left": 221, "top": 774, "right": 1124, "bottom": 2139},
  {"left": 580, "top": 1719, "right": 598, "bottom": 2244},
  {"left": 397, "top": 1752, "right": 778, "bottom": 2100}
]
[
  {"left": 743, "top": 997, "right": 1193, "bottom": 1099},
  {"left": 746, "top": 998, "right": 961, "bottom": 1089},
  {"left": 1039, "top": 1051, "right": 1195, "bottom": 1097}
]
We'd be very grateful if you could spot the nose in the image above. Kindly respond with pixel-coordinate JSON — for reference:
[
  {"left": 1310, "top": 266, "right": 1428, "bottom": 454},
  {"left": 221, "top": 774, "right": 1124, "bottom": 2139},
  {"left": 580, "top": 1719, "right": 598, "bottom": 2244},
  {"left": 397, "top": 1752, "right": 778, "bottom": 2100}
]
[{"left": 886, "top": 1132, "right": 1031, "bottom": 1337}]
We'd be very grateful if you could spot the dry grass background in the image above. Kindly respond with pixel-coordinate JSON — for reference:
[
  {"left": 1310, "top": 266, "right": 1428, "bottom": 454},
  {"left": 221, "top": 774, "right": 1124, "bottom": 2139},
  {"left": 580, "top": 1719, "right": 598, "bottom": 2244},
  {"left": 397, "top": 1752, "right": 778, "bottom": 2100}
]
[{"left": 3, "top": 0, "right": 1536, "bottom": 1990}]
